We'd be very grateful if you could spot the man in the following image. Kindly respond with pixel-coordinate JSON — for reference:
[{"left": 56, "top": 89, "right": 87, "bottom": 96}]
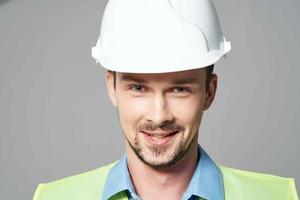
[{"left": 33, "top": 0, "right": 299, "bottom": 199}]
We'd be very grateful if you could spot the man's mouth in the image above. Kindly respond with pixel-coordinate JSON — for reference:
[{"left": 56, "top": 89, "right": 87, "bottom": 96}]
[
  {"left": 140, "top": 131, "right": 180, "bottom": 145},
  {"left": 142, "top": 131, "right": 179, "bottom": 137}
]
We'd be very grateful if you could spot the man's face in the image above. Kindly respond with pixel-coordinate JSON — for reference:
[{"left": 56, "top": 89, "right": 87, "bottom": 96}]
[{"left": 106, "top": 68, "right": 217, "bottom": 169}]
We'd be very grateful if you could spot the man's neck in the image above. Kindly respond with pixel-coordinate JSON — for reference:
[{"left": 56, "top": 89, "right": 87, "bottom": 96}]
[{"left": 126, "top": 142, "right": 199, "bottom": 200}]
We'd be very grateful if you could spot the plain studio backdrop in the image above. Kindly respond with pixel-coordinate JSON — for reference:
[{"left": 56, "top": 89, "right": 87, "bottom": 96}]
[{"left": 0, "top": 0, "right": 299, "bottom": 199}]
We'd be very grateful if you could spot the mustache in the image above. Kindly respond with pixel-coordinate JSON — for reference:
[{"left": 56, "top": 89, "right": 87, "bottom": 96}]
[{"left": 137, "top": 122, "right": 185, "bottom": 132}]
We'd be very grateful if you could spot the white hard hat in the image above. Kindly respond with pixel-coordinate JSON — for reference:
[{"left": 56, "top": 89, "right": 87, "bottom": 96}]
[{"left": 92, "top": 0, "right": 231, "bottom": 73}]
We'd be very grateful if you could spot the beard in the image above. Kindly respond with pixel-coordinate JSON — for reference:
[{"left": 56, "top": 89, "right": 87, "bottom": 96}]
[{"left": 125, "top": 121, "right": 196, "bottom": 169}]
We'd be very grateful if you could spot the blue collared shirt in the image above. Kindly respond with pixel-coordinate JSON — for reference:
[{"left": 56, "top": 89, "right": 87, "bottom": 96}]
[{"left": 102, "top": 146, "right": 224, "bottom": 200}]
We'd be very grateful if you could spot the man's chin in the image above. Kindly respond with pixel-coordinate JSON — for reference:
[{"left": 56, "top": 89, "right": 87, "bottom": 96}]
[
  {"left": 137, "top": 148, "right": 182, "bottom": 169},
  {"left": 127, "top": 138, "right": 185, "bottom": 169}
]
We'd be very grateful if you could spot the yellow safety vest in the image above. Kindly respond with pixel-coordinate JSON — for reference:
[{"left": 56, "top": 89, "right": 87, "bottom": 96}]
[{"left": 33, "top": 162, "right": 299, "bottom": 200}]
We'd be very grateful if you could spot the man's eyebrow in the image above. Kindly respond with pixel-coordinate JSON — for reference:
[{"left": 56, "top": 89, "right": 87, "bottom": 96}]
[
  {"left": 120, "top": 75, "right": 148, "bottom": 83},
  {"left": 172, "top": 78, "right": 199, "bottom": 85},
  {"left": 120, "top": 75, "right": 199, "bottom": 85}
]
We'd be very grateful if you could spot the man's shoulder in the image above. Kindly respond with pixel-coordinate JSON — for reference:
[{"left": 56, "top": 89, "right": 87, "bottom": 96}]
[
  {"left": 33, "top": 161, "right": 117, "bottom": 200},
  {"left": 218, "top": 164, "right": 299, "bottom": 200}
]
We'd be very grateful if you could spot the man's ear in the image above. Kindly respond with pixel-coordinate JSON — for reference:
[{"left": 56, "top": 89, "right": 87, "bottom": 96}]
[
  {"left": 106, "top": 70, "right": 117, "bottom": 107},
  {"left": 204, "top": 74, "right": 218, "bottom": 111}
]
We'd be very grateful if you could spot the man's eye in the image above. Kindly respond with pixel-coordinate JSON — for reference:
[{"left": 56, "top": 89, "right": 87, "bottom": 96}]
[
  {"left": 130, "top": 85, "right": 146, "bottom": 92},
  {"left": 173, "top": 87, "right": 190, "bottom": 93}
]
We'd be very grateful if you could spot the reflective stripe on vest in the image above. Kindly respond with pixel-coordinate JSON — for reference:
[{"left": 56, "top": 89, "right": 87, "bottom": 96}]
[{"left": 33, "top": 162, "right": 299, "bottom": 200}]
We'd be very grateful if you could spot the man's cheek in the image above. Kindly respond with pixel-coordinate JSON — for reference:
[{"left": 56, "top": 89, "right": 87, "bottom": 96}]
[
  {"left": 119, "top": 101, "right": 145, "bottom": 129},
  {"left": 170, "top": 101, "right": 200, "bottom": 122},
  {"left": 122, "top": 100, "right": 147, "bottom": 118}
]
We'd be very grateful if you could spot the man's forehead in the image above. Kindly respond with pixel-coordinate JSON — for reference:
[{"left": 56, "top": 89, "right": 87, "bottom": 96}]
[{"left": 117, "top": 68, "right": 206, "bottom": 84}]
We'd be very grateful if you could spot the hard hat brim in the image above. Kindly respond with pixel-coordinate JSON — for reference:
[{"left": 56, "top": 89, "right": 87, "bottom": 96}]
[{"left": 92, "top": 40, "right": 231, "bottom": 73}]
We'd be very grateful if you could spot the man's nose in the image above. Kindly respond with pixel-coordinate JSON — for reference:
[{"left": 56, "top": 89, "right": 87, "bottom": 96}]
[{"left": 145, "top": 94, "right": 174, "bottom": 125}]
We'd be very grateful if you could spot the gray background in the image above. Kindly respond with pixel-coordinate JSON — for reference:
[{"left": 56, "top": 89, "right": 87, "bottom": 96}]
[{"left": 0, "top": 0, "right": 299, "bottom": 199}]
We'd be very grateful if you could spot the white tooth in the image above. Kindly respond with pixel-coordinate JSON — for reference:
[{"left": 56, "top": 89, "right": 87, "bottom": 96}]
[{"left": 152, "top": 135, "right": 164, "bottom": 139}]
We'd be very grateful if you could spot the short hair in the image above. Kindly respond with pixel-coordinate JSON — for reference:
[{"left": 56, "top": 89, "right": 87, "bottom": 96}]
[
  {"left": 205, "top": 64, "right": 214, "bottom": 89},
  {"left": 112, "top": 64, "right": 214, "bottom": 90}
]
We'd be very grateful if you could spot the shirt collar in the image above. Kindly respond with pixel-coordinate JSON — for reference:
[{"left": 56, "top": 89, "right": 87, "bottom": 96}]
[
  {"left": 102, "top": 145, "right": 224, "bottom": 200},
  {"left": 183, "top": 146, "right": 224, "bottom": 200},
  {"left": 102, "top": 155, "right": 135, "bottom": 200}
]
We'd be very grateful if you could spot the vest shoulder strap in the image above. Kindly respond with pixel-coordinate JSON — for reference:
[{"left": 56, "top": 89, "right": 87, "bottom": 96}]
[
  {"left": 33, "top": 162, "right": 116, "bottom": 200},
  {"left": 218, "top": 164, "right": 299, "bottom": 200}
]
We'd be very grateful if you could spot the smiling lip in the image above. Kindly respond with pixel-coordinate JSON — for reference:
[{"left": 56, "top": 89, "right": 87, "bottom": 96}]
[{"left": 141, "top": 131, "right": 179, "bottom": 145}]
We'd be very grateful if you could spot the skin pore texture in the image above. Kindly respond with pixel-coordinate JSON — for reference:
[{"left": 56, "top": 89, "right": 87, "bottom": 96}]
[{"left": 106, "top": 68, "right": 217, "bottom": 200}]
